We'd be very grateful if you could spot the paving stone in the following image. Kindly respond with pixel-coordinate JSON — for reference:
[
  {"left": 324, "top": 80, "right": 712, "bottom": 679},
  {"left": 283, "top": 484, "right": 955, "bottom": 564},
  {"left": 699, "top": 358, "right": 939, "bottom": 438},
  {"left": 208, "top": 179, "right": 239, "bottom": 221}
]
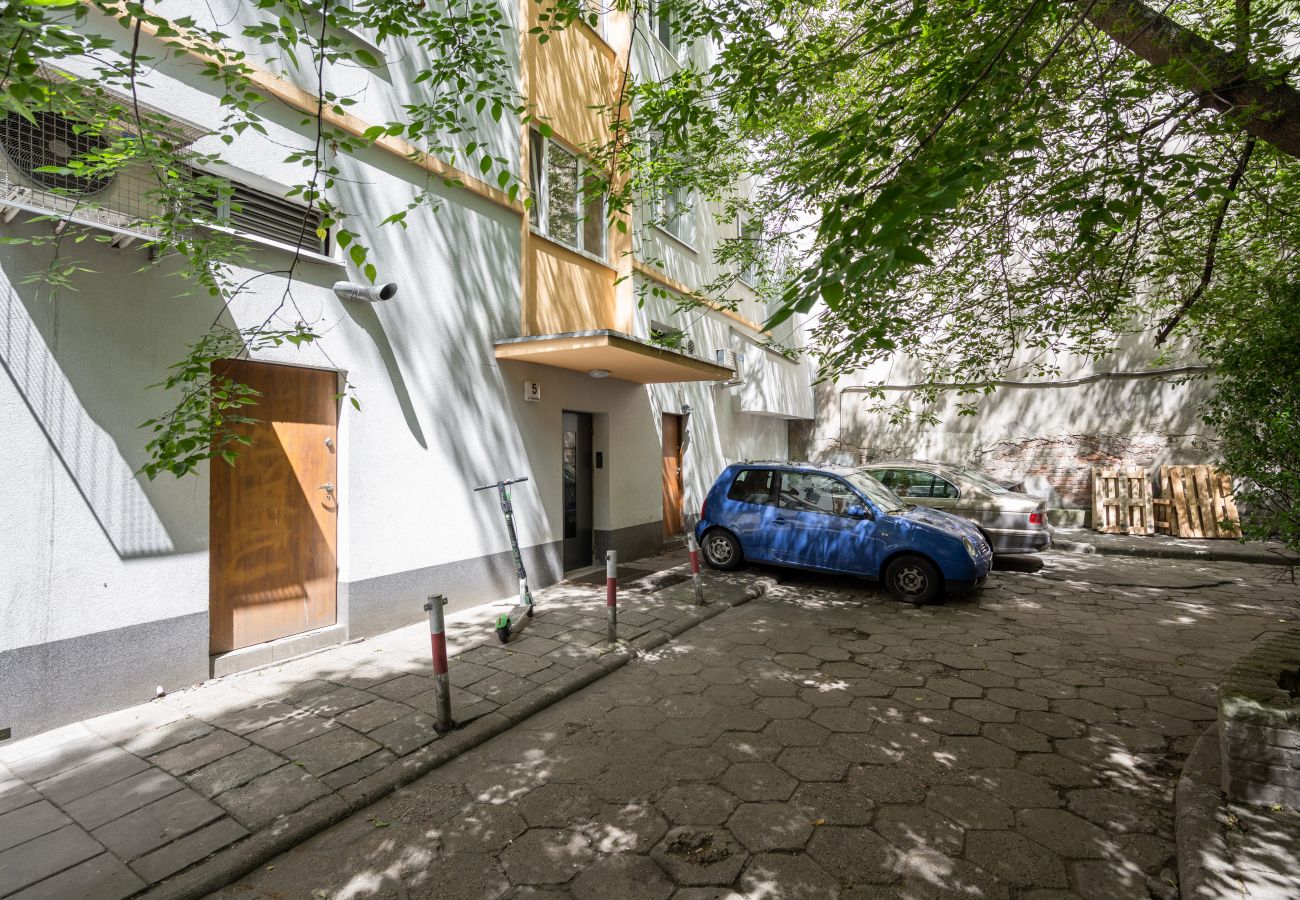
[
  {"left": 875, "top": 804, "right": 965, "bottom": 857},
  {"left": 0, "top": 779, "right": 42, "bottom": 817},
  {"left": 473, "top": 671, "right": 538, "bottom": 705},
  {"left": 183, "top": 746, "right": 283, "bottom": 797},
  {"left": 333, "top": 698, "right": 414, "bottom": 733},
  {"left": 321, "top": 750, "right": 397, "bottom": 790},
  {"left": 651, "top": 827, "right": 747, "bottom": 886},
  {"left": 1065, "top": 788, "right": 1163, "bottom": 834},
  {"left": 117, "top": 718, "right": 214, "bottom": 758},
  {"left": 571, "top": 854, "right": 673, "bottom": 900},
  {"left": 657, "top": 785, "right": 739, "bottom": 825},
  {"left": 847, "top": 765, "right": 926, "bottom": 804},
  {"left": 762, "top": 719, "right": 830, "bottom": 747},
  {"left": 1018, "top": 753, "right": 1099, "bottom": 788},
  {"left": 923, "top": 784, "right": 1014, "bottom": 830},
  {"left": 283, "top": 727, "right": 382, "bottom": 777},
  {"left": 962, "top": 767, "right": 1062, "bottom": 808},
  {"left": 658, "top": 748, "right": 730, "bottom": 782},
  {"left": 63, "top": 768, "right": 186, "bottom": 830},
  {"left": 965, "top": 830, "right": 1069, "bottom": 888},
  {"left": 436, "top": 803, "right": 528, "bottom": 854},
  {"left": 90, "top": 788, "right": 224, "bottom": 860},
  {"left": 34, "top": 748, "right": 150, "bottom": 805},
  {"left": 505, "top": 636, "right": 566, "bottom": 658},
  {"left": 789, "top": 781, "right": 877, "bottom": 826},
  {"left": 774, "top": 746, "right": 850, "bottom": 782},
  {"left": 806, "top": 824, "right": 895, "bottom": 885},
  {"left": 2, "top": 731, "right": 116, "bottom": 783},
  {"left": 726, "top": 802, "right": 813, "bottom": 851},
  {"left": 0, "top": 799, "right": 71, "bottom": 852},
  {"left": 5, "top": 852, "right": 144, "bottom": 900},
  {"left": 371, "top": 673, "right": 435, "bottom": 700},
  {"left": 582, "top": 801, "right": 668, "bottom": 853},
  {"left": 713, "top": 731, "right": 785, "bottom": 763},
  {"left": 517, "top": 783, "right": 600, "bottom": 827},
  {"left": 952, "top": 699, "right": 1018, "bottom": 723},
  {"left": 128, "top": 816, "right": 247, "bottom": 883},
  {"left": 501, "top": 828, "right": 593, "bottom": 885},
  {"left": 245, "top": 713, "right": 338, "bottom": 752},
  {"left": 719, "top": 763, "right": 797, "bottom": 802},
  {"left": 982, "top": 722, "right": 1052, "bottom": 753},
  {"left": 912, "top": 708, "right": 982, "bottom": 736},
  {"left": 150, "top": 731, "right": 249, "bottom": 775},
  {"left": 214, "top": 766, "right": 330, "bottom": 829},
  {"left": 656, "top": 718, "right": 725, "bottom": 748},
  {"left": 368, "top": 713, "right": 441, "bottom": 756},
  {"left": 1017, "top": 808, "right": 1110, "bottom": 858},
  {"left": 0, "top": 823, "right": 103, "bottom": 893},
  {"left": 207, "top": 700, "right": 299, "bottom": 735},
  {"left": 1018, "top": 710, "right": 1086, "bottom": 739}
]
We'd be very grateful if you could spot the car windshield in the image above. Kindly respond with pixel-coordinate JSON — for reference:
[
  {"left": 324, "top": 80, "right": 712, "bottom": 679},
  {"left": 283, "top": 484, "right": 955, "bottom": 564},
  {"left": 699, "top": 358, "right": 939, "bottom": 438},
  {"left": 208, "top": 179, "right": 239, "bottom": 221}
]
[
  {"left": 841, "top": 470, "right": 908, "bottom": 513},
  {"left": 960, "top": 469, "right": 1013, "bottom": 494}
]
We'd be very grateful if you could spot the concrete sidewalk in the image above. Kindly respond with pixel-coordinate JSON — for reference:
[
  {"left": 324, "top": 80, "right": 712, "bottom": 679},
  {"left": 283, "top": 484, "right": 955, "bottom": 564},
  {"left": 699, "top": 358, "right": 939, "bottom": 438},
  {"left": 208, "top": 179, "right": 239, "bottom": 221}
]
[
  {"left": 1052, "top": 528, "right": 1299, "bottom": 566},
  {"left": 0, "top": 549, "right": 770, "bottom": 900}
]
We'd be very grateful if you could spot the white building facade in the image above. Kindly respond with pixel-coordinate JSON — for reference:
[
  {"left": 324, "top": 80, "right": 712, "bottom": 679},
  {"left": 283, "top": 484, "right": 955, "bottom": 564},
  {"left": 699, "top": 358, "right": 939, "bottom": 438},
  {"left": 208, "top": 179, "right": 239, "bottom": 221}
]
[{"left": 0, "top": 2, "right": 812, "bottom": 739}]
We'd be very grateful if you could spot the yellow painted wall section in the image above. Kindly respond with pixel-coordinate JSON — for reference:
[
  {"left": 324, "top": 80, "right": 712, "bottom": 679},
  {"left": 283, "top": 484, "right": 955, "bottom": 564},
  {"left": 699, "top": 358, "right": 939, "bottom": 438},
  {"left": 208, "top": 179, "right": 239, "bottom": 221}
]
[
  {"left": 525, "top": 238, "right": 631, "bottom": 335},
  {"left": 526, "top": 12, "right": 620, "bottom": 152}
]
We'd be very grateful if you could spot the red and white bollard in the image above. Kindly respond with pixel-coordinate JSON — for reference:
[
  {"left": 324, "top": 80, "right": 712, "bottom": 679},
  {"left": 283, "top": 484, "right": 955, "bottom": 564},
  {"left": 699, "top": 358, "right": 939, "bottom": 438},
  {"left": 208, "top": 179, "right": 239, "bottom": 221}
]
[
  {"left": 687, "top": 533, "right": 705, "bottom": 605},
  {"left": 606, "top": 550, "right": 618, "bottom": 642},
  {"left": 423, "top": 594, "right": 454, "bottom": 733}
]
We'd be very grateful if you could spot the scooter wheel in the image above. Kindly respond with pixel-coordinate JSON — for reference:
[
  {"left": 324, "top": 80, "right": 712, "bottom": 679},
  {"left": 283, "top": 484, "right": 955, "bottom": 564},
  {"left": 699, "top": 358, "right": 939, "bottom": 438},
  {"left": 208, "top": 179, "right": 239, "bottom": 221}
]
[
  {"left": 496, "top": 623, "right": 511, "bottom": 644},
  {"left": 526, "top": 606, "right": 535, "bottom": 618}
]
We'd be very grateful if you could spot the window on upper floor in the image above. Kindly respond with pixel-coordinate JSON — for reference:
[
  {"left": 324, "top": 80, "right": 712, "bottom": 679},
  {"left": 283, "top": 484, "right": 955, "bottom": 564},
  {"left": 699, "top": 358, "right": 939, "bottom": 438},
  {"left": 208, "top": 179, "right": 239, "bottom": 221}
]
[
  {"left": 529, "top": 129, "right": 608, "bottom": 262},
  {"left": 654, "top": 182, "right": 696, "bottom": 246},
  {"left": 647, "top": 0, "right": 677, "bottom": 54},
  {"left": 737, "top": 215, "right": 762, "bottom": 286}
]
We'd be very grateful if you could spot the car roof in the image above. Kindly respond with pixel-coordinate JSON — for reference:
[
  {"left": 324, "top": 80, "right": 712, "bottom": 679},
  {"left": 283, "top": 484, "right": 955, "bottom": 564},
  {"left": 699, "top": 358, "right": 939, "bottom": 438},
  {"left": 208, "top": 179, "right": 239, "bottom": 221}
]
[
  {"left": 734, "top": 460, "right": 861, "bottom": 477},
  {"left": 860, "top": 459, "right": 961, "bottom": 474}
]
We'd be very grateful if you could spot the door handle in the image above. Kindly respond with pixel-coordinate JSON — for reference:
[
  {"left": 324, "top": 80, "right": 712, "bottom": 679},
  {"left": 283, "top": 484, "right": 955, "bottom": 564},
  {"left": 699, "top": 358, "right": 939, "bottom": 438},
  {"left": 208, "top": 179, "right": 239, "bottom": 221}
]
[
  {"left": 319, "top": 483, "right": 335, "bottom": 497},
  {"left": 772, "top": 517, "right": 788, "bottom": 525}
]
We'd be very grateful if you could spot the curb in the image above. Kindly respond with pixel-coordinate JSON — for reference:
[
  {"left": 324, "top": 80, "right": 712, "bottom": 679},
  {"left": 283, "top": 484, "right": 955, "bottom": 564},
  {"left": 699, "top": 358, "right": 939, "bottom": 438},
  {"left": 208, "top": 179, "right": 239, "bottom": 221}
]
[
  {"left": 143, "top": 575, "right": 775, "bottom": 899},
  {"left": 1175, "top": 720, "right": 1231, "bottom": 900},
  {"left": 1053, "top": 540, "right": 1298, "bottom": 567}
]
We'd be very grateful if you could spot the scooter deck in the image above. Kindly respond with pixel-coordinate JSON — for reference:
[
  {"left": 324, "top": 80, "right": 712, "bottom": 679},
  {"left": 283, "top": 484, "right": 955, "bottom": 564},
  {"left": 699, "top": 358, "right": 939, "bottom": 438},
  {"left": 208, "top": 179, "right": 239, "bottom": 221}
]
[{"left": 494, "top": 602, "right": 535, "bottom": 643}]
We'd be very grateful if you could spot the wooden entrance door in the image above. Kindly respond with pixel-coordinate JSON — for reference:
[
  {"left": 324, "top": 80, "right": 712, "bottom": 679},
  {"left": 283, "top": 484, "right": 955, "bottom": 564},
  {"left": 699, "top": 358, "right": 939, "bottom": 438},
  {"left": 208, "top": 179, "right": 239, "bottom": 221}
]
[
  {"left": 210, "top": 359, "right": 338, "bottom": 654},
  {"left": 662, "top": 413, "right": 683, "bottom": 537}
]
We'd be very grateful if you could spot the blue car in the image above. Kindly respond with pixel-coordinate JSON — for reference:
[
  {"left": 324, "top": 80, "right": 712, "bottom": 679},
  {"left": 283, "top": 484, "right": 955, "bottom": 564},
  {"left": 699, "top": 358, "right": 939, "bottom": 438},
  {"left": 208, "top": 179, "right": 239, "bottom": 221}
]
[{"left": 695, "top": 461, "right": 992, "bottom": 605}]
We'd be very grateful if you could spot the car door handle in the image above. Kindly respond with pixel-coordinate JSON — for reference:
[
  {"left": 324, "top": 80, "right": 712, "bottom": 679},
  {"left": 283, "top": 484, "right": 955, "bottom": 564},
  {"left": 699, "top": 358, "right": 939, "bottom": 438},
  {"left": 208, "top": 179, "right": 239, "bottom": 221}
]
[{"left": 772, "top": 517, "right": 788, "bottom": 525}]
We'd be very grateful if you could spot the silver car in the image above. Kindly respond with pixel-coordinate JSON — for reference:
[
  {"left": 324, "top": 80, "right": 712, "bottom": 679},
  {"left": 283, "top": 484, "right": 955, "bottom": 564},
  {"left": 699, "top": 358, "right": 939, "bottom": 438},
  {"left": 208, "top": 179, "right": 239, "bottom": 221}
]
[{"left": 860, "top": 460, "right": 1052, "bottom": 555}]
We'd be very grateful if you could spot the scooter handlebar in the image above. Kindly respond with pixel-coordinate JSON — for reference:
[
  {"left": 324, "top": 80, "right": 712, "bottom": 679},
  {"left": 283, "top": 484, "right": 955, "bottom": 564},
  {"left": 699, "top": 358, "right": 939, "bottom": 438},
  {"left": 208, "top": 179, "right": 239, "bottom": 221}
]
[{"left": 473, "top": 476, "right": 530, "bottom": 491}]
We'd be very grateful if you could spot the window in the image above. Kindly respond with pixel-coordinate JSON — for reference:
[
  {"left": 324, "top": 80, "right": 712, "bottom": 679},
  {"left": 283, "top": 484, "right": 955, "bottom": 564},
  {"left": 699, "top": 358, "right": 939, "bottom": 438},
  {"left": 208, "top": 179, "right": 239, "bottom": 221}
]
[
  {"left": 192, "top": 174, "right": 330, "bottom": 256},
  {"left": 654, "top": 182, "right": 695, "bottom": 245},
  {"left": 778, "top": 473, "right": 859, "bottom": 516},
  {"left": 727, "top": 469, "right": 775, "bottom": 506},
  {"left": 885, "top": 470, "right": 960, "bottom": 499},
  {"left": 648, "top": 0, "right": 676, "bottom": 53},
  {"left": 529, "top": 129, "right": 607, "bottom": 261},
  {"left": 738, "top": 216, "right": 761, "bottom": 286}
]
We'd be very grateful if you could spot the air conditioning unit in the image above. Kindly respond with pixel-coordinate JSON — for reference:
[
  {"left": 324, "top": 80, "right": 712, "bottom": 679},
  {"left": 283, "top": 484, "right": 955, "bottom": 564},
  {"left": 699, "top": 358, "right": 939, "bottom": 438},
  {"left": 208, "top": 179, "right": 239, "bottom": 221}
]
[
  {"left": 714, "top": 348, "right": 747, "bottom": 369},
  {"left": 0, "top": 109, "right": 201, "bottom": 243}
]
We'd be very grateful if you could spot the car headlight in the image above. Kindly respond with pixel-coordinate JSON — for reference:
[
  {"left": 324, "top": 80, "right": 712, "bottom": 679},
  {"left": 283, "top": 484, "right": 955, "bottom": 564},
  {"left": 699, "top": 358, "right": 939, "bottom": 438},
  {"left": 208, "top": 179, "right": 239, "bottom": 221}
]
[{"left": 962, "top": 536, "right": 977, "bottom": 559}]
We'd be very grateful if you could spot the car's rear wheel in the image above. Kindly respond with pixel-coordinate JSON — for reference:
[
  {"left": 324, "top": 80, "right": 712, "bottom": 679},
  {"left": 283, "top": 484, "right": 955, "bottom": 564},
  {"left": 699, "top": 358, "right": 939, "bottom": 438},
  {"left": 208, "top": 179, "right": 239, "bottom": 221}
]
[
  {"left": 701, "top": 528, "right": 743, "bottom": 571},
  {"left": 884, "top": 554, "right": 942, "bottom": 606}
]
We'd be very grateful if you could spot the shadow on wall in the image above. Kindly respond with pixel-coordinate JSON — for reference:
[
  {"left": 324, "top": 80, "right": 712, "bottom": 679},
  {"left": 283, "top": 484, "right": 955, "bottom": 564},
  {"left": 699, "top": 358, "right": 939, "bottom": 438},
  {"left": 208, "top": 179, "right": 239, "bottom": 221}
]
[{"left": 0, "top": 243, "right": 223, "bottom": 558}]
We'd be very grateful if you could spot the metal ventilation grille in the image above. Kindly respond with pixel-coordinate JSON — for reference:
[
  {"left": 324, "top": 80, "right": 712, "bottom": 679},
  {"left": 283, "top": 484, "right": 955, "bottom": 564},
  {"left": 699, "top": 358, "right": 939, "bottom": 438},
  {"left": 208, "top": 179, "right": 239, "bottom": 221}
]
[
  {"left": 0, "top": 111, "right": 173, "bottom": 239},
  {"left": 193, "top": 180, "right": 329, "bottom": 256}
]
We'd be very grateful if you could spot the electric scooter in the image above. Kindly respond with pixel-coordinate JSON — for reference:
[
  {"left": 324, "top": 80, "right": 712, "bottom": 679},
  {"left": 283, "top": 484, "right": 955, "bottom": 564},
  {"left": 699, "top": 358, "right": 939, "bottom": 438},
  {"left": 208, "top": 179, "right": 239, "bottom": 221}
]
[{"left": 473, "top": 476, "right": 535, "bottom": 643}]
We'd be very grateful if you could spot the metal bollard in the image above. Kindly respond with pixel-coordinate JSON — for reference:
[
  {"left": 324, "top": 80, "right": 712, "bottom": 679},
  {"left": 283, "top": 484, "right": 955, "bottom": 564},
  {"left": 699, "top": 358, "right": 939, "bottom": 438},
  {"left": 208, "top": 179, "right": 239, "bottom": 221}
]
[
  {"left": 687, "top": 533, "right": 705, "bottom": 605},
  {"left": 606, "top": 549, "right": 618, "bottom": 642},
  {"left": 423, "top": 595, "right": 455, "bottom": 733}
]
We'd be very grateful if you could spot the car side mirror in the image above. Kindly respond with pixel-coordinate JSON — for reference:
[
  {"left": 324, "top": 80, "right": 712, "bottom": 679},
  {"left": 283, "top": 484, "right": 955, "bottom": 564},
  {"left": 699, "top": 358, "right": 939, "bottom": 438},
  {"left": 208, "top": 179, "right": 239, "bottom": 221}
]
[{"left": 846, "top": 505, "right": 870, "bottom": 519}]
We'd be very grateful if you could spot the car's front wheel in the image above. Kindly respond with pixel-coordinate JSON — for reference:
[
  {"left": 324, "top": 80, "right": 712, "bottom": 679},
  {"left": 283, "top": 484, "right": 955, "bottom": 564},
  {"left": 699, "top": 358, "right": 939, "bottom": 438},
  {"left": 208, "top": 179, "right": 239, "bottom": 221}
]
[
  {"left": 883, "top": 554, "right": 942, "bottom": 606},
  {"left": 701, "top": 528, "right": 743, "bottom": 571}
]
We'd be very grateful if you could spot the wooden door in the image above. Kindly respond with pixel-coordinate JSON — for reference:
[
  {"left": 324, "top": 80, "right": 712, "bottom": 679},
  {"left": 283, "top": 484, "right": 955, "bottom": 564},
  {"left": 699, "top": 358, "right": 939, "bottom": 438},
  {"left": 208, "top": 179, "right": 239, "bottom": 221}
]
[
  {"left": 210, "top": 359, "right": 338, "bottom": 654},
  {"left": 662, "top": 413, "right": 683, "bottom": 537}
]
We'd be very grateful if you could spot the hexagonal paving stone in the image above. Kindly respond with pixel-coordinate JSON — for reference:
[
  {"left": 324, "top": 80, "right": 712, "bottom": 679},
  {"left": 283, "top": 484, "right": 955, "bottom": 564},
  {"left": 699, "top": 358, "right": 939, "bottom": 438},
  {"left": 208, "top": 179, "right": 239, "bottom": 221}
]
[
  {"left": 437, "top": 803, "right": 529, "bottom": 854},
  {"left": 755, "top": 697, "right": 812, "bottom": 719},
  {"left": 571, "top": 854, "right": 673, "bottom": 900},
  {"left": 1017, "top": 711, "right": 1086, "bottom": 739},
  {"left": 985, "top": 688, "right": 1050, "bottom": 712},
  {"left": 500, "top": 828, "right": 594, "bottom": 885},
  {"left": 651, "top": 826, "right": 747, "bottom": 886},
  {"left": 924, "top": 677, "right": 984, "bottom": 699},
  {"left": 775, "top": 746, "right": 849, "bottom": 783},
  {"left": 937, "top": 736, "right": 1018, "bottom": 770},
  {"left": 710, "top": 707, "right": 770, "bottom": 733},
  {"left": 964, "top": 830, "right": 1069, "bottom": 889},
  {"left": 773, "top": 653, "right": 821, "bottom": 670},
  {"left": 810, "top": 707, "right": 875, "bottom": 734},
  {"left": 806, "top": 825, "right": 895, "bottom": 885},
  {"left": 581, "top": 801, "right": 668, "bottom": 853},
  {"left": 799, "top": 686, "right": 853, "bottom": 708},
  {"left": 1065, "top": 788, "right": 1163, "bottom": 834},
  {"left": 657, "top": 747, "right": 730, "bottom": 782},
  {"left": 762, "top": 720, "right": 830, "bottom": 748},
  {"left": 714, "top": 731, "right": 785, "bottom": 763},
  {"left": 789, "top": 781, "right": 877, "bottom": 827},
  {"left": 656, "top": 785, "right": 739, "bottom": 825},
  {"left": 981, "top": 723, "right": 1052, "bottom": 753},
  {"left": 517, "top": 783, "right": 600, "bottom": 828},
  {"left": 602, "top": 706, "right": 666, "bottom": 732},
  {"left": 1017, "top": 808, "right": 1110, "bottom": 858},
  {"left": 923, "top": 784, "right": 1014, "bottom": 831},
  {"left": 960, "top": 767, "right": 1062, "bottom": 809},
  {"left": 655, "top": 718, "right": 725, "bottom": 748},
  {"left": 912, "top": 708, "right": 982, "bottom": 736},
  {"left": 657, "top": 696, "right": 718, "bottom": 720},
  {"left": 846, "top": 765, "right": 926, "bottom": 804},
  {"left": 726, "top": 802, "right": 813, "bottom": 852},
  {"left": 952, "top": 699, "right": 1018, "bottom": 724},
  {"left": 719, "top": 762, "right": 798, "bottom": 802},
  {"left": 874, "top": 804, "right": 965, "bottom": 857}
]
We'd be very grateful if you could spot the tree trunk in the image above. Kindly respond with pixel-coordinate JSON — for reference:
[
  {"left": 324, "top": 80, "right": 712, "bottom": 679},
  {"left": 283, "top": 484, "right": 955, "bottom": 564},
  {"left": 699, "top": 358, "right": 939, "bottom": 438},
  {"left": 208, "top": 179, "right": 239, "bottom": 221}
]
[{"left": 1076, "top": 0, "right": 1300, "bottom": 159}]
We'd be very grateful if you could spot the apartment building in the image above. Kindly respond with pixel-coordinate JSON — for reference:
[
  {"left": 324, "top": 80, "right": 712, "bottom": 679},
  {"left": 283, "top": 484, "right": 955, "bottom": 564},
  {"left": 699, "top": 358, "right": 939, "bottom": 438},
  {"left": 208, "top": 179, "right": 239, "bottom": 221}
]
[{"left": 0, "top": 2, "right": 812, "bottom": 738}]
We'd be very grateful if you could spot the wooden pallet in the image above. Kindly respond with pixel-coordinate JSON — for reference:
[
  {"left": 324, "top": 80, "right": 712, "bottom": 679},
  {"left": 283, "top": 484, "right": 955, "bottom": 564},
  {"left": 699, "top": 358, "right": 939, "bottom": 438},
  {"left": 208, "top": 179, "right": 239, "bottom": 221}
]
[
  {"left": 1091, "top": 466, "right": 1155, "bottom": 535},
  {"left": 1154, "top": 465, "right": 1241, "bottom": 538}
]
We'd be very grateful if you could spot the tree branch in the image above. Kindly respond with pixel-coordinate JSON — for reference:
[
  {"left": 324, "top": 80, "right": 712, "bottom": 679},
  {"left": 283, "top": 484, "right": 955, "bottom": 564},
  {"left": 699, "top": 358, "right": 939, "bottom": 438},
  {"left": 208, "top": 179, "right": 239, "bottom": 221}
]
[{"left": 1074, "top": 0, "right": 1300, "bottom": 159}]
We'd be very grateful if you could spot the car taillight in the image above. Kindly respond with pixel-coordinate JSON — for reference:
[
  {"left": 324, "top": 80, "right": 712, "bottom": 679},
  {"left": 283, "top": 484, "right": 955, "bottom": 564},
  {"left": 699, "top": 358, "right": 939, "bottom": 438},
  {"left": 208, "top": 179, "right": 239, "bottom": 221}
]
[{"left": 1029, "top": 511, "right": 1043, "bottom": 525}]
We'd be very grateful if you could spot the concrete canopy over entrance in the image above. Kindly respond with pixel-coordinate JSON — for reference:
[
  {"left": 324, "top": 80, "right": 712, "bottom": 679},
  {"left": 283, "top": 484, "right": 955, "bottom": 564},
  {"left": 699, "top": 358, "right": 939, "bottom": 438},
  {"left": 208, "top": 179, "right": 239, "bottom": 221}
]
[{"left": 493, "top": 329, "right": 735, "bottom": 383}]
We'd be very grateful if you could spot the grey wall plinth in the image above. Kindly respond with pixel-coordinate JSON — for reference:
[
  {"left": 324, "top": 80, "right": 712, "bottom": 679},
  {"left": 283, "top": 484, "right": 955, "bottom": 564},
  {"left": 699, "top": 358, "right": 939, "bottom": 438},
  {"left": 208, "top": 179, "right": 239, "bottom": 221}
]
[{"left": 1218, "top": 628, "right": 1300, "bottom": 809}]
